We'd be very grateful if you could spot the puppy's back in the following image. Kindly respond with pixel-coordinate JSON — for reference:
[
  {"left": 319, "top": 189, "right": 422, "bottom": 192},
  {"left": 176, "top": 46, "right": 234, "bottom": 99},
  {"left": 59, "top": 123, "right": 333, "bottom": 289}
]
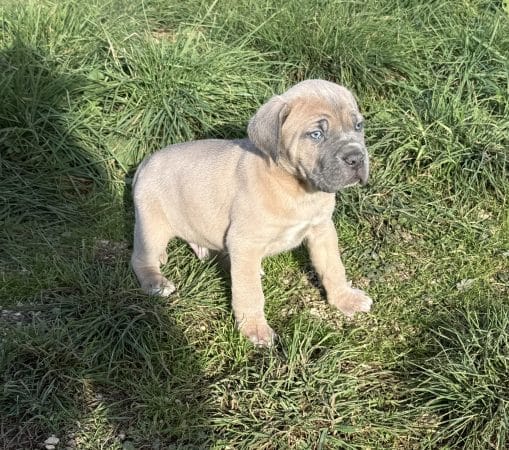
[{"left": 132, "top": 138, "right": 264, "bottom": 250}]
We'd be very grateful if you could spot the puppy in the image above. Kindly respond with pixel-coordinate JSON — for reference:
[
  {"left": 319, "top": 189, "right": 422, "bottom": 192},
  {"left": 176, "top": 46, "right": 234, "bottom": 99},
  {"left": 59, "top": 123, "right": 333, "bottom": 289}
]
[{"left": 131, "top": 79, "right": 372, "bottom": 345}]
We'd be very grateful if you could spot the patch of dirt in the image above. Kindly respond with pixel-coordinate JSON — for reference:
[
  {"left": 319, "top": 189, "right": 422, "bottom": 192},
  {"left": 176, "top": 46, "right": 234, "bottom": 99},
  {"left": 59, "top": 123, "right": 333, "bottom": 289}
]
[{"left": 94, "top": 239, "right": 129, "bottom": 264}]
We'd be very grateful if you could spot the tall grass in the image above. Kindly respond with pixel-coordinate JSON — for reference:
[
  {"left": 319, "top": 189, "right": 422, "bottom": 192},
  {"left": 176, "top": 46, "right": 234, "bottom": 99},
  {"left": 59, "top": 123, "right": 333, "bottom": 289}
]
[{"left": 405, "top": 303, "right": 509, "bottom": 449}]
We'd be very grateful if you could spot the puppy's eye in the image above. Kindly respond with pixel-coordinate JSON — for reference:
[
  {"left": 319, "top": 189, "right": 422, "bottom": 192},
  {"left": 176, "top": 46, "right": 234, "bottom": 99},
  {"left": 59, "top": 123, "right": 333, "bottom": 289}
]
[
  {"left": 355, "top": 121, "right": 364, "bottom": 132},
  {"left": 309, "top": 130, "right": 323, "bottom": 140}
]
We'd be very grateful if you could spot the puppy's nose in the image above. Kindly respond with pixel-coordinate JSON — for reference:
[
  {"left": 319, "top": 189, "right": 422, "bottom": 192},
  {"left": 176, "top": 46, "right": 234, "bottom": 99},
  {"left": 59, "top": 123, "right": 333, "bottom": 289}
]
[{"left": 341, "top": 144, "right": 365, "bottom": 170}]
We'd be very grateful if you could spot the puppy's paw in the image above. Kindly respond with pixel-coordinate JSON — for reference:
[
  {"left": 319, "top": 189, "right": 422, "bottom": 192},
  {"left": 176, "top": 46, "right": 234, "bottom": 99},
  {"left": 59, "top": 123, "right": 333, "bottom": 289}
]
[
  {"left": 144, "top": 277, "right": 176, "bottom": 297},
  {"left": 238, "top": 318, "right": 277, "bottom": 347},
  {"left": 189, "top": 243, "right": 210, "bottom": 261},
  {"left": 329, "top": 287, "right": 372, "bottom": 318},
  {"left": 148, "top": 283, "right": 176, "bottom": 297}
]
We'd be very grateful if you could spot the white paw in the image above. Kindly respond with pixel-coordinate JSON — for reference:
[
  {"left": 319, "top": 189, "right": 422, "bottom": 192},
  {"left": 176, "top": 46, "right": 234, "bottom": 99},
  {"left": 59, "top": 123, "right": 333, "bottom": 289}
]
[
  {"left": 189, "top": 243, "right": 210, "bottom": 260},
  {"left": 350, "top": 288, "right": 373, "bottom": 312},
  {"left": 148, "top": 283, "right": 176, "bottom": 297},
  {"left": 238, "top": 318, "right": 277, "bottom": 347},
  {"left": 329, "top": 287, "right": 372, "bottom": 318}
]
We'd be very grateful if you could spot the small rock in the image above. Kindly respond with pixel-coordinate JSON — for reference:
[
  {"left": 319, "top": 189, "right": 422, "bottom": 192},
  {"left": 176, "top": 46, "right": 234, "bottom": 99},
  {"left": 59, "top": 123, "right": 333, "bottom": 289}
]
[
  {"left": 456, "top": 278, "right": 475, "bottom": 292},
  {"left": 45, "top": 445, "right": 56, "bottom": 450},
  {"left": 478, "top": 210, "right": 491, "bottom": 220},
  {"left": 44, "top": 435, "right": 60, "bottom": 446},
  {"left": 123, "top": 441, "right": 135, "bottom": 450}
]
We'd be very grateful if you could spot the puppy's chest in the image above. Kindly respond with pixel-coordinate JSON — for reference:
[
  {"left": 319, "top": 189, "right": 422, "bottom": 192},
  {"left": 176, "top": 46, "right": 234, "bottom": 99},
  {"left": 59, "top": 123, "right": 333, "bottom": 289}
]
[
  {"left": 261, "top": 193, "right": 335, "bottom": 256},
  {"left": 265, "top": 216, "right": 324, "bottom": 255}
]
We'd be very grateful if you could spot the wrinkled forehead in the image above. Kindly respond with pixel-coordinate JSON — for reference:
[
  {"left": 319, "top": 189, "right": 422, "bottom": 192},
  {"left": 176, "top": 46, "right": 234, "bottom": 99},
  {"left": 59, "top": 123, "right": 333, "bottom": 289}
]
[{"left": 283, "top": 94, "right": 361, "bottom": 130}]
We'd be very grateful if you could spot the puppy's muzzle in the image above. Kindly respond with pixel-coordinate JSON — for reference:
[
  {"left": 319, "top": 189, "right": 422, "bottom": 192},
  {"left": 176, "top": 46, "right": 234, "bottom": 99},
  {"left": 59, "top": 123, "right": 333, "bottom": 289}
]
[
  {"left": 339, "top": 142, "right": 369, "bottom": 186},
  {"left": 341, "top": 143, "right": 365, "bottom": 170}
]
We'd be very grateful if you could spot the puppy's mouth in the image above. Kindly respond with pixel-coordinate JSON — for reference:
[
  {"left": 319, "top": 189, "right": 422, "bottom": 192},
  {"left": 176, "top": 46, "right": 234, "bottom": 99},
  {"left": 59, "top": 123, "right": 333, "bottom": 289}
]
[
  {"left": 341, "top": 178, "right": 363, "bottom": 189},
  {"left": 309, "top": 158, "right": 369, "bottom": 193},
  {"left": 311, "top": 175, "right": 366, "bottom": 193},
  {"left": 352, "top": 168, "right": 369, "bottom": 187}
]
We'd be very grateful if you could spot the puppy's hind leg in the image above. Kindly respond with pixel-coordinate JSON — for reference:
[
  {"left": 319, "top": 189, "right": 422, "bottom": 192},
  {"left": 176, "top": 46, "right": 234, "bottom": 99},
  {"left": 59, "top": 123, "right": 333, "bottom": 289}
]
[{"left": 131, "top": 205, "right": 176, "bottom": 297}]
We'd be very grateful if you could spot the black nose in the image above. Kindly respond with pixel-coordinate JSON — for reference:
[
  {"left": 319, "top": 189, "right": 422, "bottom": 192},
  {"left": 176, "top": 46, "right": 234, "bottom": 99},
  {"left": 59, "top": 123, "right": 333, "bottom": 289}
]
[{"left": 342, "top": 150, "right": 365, "bottom": 170}]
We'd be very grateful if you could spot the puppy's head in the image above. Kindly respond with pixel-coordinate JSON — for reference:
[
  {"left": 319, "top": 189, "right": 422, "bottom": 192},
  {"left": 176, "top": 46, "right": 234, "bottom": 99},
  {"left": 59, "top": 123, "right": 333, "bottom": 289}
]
[{"left": 248, "top": 80, "right": 368, "bottom": 192}]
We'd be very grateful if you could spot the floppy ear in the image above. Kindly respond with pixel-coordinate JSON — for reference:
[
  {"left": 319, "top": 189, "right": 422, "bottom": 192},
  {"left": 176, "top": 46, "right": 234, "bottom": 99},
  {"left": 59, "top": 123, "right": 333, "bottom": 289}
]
[{"left": 247, "top": 96, "right": 290, "bottom": 162}]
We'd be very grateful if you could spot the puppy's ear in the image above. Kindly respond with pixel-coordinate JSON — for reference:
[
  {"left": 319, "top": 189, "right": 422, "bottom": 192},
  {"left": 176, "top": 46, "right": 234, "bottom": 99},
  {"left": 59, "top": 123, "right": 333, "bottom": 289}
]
[{"left": 247, "top": 96, "right": 290, "bottom": 162}]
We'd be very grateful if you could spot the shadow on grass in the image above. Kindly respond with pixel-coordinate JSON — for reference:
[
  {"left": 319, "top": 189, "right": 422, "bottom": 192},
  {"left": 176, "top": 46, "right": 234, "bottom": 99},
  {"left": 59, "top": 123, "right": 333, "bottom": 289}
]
[
  {"left": 0, "top": 40, "right": 212, "bottom": 449},
  {"left": 0, "top": 40, "right": 106, "bottom": 226},
  {"left": 392, "top": 300, "right": 509, "bottom": 448},
  {"left": 1, "top": 288, "right": 213, "bottom": 448}
]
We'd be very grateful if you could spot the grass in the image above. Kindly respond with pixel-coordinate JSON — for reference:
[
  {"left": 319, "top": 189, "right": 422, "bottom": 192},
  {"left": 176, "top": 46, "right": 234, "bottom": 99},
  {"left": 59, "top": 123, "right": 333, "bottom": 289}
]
[{"left": 1, "top": 0, "right": 508, "bottom": 448}]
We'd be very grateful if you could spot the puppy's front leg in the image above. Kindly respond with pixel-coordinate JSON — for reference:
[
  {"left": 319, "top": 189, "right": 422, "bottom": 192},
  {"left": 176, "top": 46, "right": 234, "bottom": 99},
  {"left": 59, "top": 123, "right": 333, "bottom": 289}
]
[
  {"left": 228, "top": 243, "right": 276, "bottom": 346},
  {"left": 306, "top": 220, "right": 372, "bottom": 317}
]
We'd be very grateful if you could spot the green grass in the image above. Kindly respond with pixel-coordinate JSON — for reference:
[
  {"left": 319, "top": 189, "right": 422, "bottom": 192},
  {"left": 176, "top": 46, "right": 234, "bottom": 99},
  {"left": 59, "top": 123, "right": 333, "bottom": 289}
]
[{"left": 1, "top": 0, "right": 508, "bottom": 448}]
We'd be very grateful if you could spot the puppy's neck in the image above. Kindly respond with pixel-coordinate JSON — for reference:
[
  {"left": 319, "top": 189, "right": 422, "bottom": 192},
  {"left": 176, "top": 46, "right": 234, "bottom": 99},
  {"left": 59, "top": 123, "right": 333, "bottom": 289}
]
[{"left": 266, "top": 158, "right": 330, "bottom": 200}]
